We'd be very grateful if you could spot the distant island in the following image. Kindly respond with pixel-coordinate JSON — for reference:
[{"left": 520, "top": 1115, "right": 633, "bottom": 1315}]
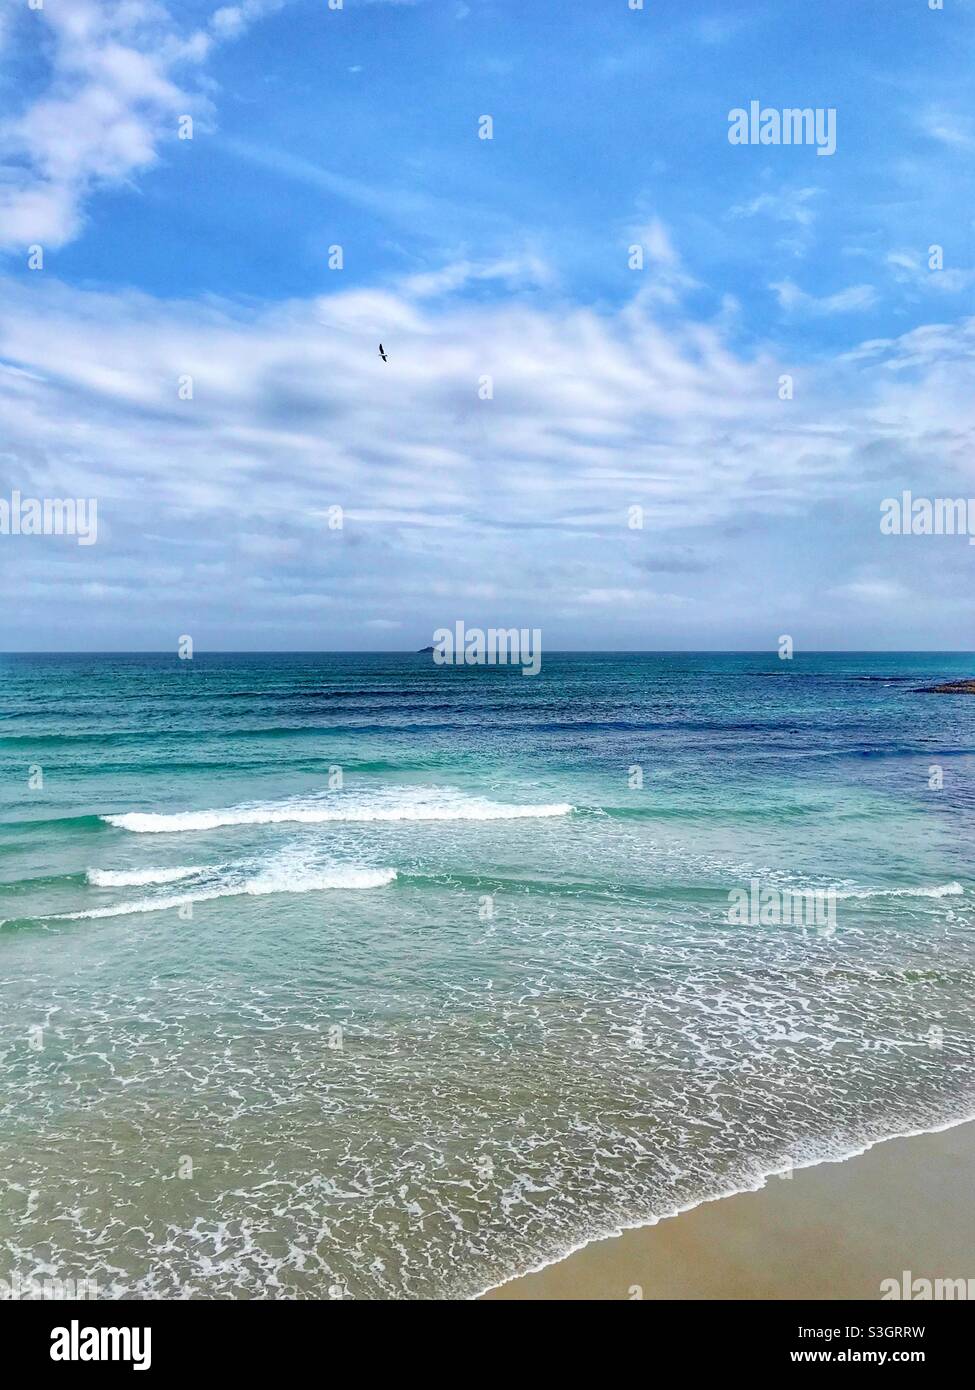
[{"left": 417, "top": 645, "right": 435, "bottom": 653}]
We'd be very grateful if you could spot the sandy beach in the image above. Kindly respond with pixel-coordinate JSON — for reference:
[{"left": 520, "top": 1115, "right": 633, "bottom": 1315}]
[{"left": 483, "top": 1119, "right": 975, "bottom": 1300}]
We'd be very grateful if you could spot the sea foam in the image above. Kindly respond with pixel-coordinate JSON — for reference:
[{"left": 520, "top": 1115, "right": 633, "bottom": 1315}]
[
  {"left": 102, "top": 790, "right": 575, "bottom": 834},
  {"left": 56, "top": 866, "right": 398, "bottom": 920},
  {"left": 86, "top": 866, "right": 208, "bottom": 888},
  {"left": 832, "top": 882, "right": 964, "bottom": 900}
]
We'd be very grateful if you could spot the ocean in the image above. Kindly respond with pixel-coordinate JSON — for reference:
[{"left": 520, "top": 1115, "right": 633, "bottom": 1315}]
[{"left": 1, "top": 650, "right": 974, "bottom": 1299}]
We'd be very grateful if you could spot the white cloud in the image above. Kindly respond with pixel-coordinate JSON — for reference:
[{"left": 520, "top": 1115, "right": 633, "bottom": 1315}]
[
  {"left": 211, "top": 1, "right": 286, "bottom": 41},
  {"left": 400, "top": 255, "right": 551, "bottom": 301},
  {"left": 731, "top": 186, "right": 823, "bottom": 257},
  {"left": 627, "top": 217, "right": 700, "bottom": 303},
  {"left": 0, "top": 0, "right": 291, "bottom": 255},
  {"left": 639, "top": 218, "right": 679, "bottom": 268},
  {"left": 0, "top": 1, "right": 203, "bottom": 251},
  {"left": 732, "top": 187, "right": 821, "bottom": 230},
  {"left": 770, "top": 279, "right": 877, "bottom": 315},
  {"left": 886, "top": 250, "right": 975, "bottom": 295},
  {"left": 1, "top": 261, "right": 973, "bottom": 646},
  {"left": 918, "top": 106, "right": 975, "bottom": 150}
]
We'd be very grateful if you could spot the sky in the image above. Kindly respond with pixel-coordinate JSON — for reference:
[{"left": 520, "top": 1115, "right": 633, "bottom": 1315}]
[{"left": 0, "top": 0, "right": 973, "bottom": 651}]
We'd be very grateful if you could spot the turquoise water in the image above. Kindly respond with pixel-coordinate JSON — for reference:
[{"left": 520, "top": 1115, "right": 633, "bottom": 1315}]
[{"left": 2, "top": 650, "right": 974, "bottom": 1298}]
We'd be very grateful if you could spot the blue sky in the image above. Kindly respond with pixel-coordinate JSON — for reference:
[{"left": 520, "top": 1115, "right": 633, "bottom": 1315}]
[{"left": 1, "top": 0, "right": 973, "bottom": 650}]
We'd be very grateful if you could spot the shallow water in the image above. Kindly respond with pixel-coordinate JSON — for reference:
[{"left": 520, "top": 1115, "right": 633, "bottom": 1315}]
[{"left": 1, "top": 651, "right": 974, "bottom": 1298}]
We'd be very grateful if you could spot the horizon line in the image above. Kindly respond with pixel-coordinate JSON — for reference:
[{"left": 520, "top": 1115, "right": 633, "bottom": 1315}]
[{"left": 2, "top": 649, "right": 973, "bottom": 658}]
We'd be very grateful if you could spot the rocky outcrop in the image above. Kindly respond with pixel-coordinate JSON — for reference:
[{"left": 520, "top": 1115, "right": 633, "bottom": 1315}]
[{"left": 917, "top": 680, "right": 975, "bottom": 694}]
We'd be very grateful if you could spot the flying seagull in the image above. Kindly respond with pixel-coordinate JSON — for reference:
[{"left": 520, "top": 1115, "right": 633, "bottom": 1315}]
[{"left": 378, "top": 343, "right": 387, "bottom": 362}]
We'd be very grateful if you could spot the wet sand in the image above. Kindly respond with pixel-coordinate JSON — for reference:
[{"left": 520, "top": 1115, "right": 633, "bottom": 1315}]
[{"left": 483, "top": 1119, "right": 975, "bottom": 1299}]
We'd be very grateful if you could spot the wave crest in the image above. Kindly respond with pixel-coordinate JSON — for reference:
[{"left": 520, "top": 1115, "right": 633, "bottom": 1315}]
[
  {"left": 102, "top": 791, "right": 574, "bottom": 834},
  {"left": 833, "top": 882, "right": 964, "bottom": 900},
  {"left": 86, "top": 866, "right": 207, "bottom": 888},
  {"left": 56, "top": 866, "right": 398, "bottom": 921}
]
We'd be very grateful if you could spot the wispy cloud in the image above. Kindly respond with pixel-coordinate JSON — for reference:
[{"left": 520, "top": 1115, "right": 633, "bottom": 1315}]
[
  {"left": 222, "top": 135, "right": 505, "bottom": 244},
  {"left": 732, "top": 188, "right": 821, "bottom": 230},
  {"left": 626, "top": 217, "right": 700, "bottom": 303},
  {"left": 770, "top": 278, "right": 877, "bottom": 315},
  {"left": 917, "top": 105, "right": 975, "bottom": 150},
  {"left": 886, "top": 249, "right": 975, "bottom": 295},
  {"left": 2, "top": 258, "right": 973, "bottom": 645}
]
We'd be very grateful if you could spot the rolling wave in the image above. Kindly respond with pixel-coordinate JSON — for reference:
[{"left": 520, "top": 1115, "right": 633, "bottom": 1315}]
[
  {"left": 832, "top": 882, "right": 965, "bottom": 900},
  {"left": 86, "top": 866, "right": 208, "bottom": 888},
  {"left": 30, "top": 866, "right": 399, "bottom": 923},
  {"left": 0, "top": 814, "right": 106, "bottom": 835},
  {"left": 102, "top": 790, "right": 575, "bottom": 834}
]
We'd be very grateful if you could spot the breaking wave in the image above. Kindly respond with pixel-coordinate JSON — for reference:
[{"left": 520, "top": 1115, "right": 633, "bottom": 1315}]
[
  {"left": 86, "top": 866, "right": 208, "bottom": 888},
  {"left": 102, "top": 789, "right": 575, "bottom": 834},
  {"left": 52, "top": 866, "right": 398, "bottom": 921}
]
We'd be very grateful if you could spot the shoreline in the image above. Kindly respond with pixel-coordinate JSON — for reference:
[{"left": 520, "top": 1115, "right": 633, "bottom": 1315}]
[{"left": 480, "top": 1112, "right": 975, "bottom": 1300}]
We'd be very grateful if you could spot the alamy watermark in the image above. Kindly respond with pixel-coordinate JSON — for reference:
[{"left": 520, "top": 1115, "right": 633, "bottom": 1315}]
[
  {"left": 881, "top": 1270, "right": 975, "bottom": 1300},
  {"left": 728, "top": 102, "right": 836, "bottom": 156},
  {"left": 0, "top": 1270, "right": 98, "bottom": 1300},
  {"left": 727, "top": 879, "right": 837, "bottom": 934},
  {"left": 0, "top": 491, "right": 97, "bottom": 545},
  {"left": 50, "top": 1321, "right": 151, "bottom": 1371},
  {"left": 432, "top": 622, "right": 542, "bottom": 676},
  {"left": 880, "top": 492, "right": 975, "bottom": 544}
]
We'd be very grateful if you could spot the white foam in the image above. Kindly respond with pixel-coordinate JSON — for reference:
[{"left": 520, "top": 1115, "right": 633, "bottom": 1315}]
[
  {"left": 832, "top": 882, "right": 964, "bottom": 900},
  {"left": 474, "top": 1109, "right": 975, "bottom": 1301},
  {"left": 102, "top": 790, "right": 575, "bottom": 834},
  {"left": 86, "top": 866, "right": 207, "bottom": 888},
  {"left": 55, "top": 866, "right": 398, "bottom": 920}
]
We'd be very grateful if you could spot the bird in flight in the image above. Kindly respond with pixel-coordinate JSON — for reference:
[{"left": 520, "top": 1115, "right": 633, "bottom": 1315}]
[{"left": 378, "top": 343, "right": 387, "bottom": 362}]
